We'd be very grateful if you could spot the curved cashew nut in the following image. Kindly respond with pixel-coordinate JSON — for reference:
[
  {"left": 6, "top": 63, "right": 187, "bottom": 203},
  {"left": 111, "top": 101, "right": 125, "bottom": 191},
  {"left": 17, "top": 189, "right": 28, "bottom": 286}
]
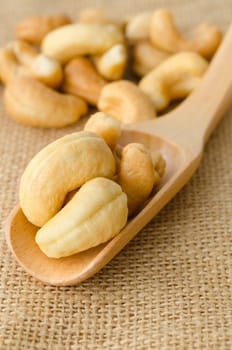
[
  {"left": 4, "top": 73, "right": 87, "bottom": 128},
  {"left": 132, "top": 41, "right": 170, "bottom": 77},
  {"left": 10, "top": 40, "right": 63, "bottom": 88},
  {"left": 84, "top": 112, "right": 121, "bottom": 149},
  {"left": 150, "top": 150, "right": 166, "bottom": 183},
  {"left": 30, "top": 54, "right": 63, "bottom": 88},
  {"left": 125, "top": 12, "right": 152, "bottom": 42},
  {"left": 0, "top": 47, "right": 19, "bottom": 84},
  {"left": 8, "top": 40, "right": 38, "bottom": 66},
  {"left": 117, "top": 143, "right": 157, "bottom": 214},
  {"left": 139, "top": 52, "right": 208, "bottom": 111},
  {"left": 78, "top": 7, "right": 125, "bottom": 29},
  {"left": 62, "top": 57, "right": 106, "bottom": 105},
  {"left": 98, "top": 80, "right": 156, "bottom": 124},
  {"left": 35, "top": 177, "right": 128, "bottom": 258},
  {"left": 19, "top": 132, "right": 116, "bottom": 227},
  {"left": 150, "top": 9, "right": 222, "bottom": 59},
  {"left": 93, "top": 43, "right": 127, "bottom": 81},
  {"left": 16, "top": 14, "right": 71, "bottom": 44},
  {"left": 42, "top": 23, "right": 124, "bottom": 63}
]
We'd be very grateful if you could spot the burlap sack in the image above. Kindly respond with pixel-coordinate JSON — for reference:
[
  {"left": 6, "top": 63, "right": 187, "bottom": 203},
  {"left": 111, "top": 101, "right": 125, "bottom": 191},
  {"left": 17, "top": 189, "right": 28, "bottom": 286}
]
[{"left": 0, "top": 0, "right": 231, "bottom": 349}]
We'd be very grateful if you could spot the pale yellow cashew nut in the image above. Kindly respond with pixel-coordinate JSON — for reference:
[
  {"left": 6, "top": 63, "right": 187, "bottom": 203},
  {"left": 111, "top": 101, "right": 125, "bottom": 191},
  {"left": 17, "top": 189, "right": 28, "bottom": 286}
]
[
  {"left": 35, "top": 177, "right": 128, "bottom": 258},
  {"left": 10, "top": 40, "right": 63, "bottom": 88},
  {"left": 150, "top": 150, "right": 166, "bottom": 184},
  {"left": 98, "top": 80, "right": 156, "bottom": 124},
  {"left": 7, "top": 41, "right": 36, "bottom": 66},
  {"left": 132, "top": 40, "right": 170, "bottom": 77},
  {"left": 93, "top": 43, "right": 127, "bottom": 81},
  {"left": 19, "top": 132, "right": 116, "bottom": 227},
  {"left": 42, "top": 23, "right": 124, "bottom": 63},
  {"left": 4, "top": 73, "right": 87, "bottom": 128},
  {"left": 139, "top": 52, "right": 208, "bottom": 111},
  {"left": 125, "top": 12, "right": 152, "bottom": 42},
  {"left": 150, "top": 8, "right": 222, "bottom": 59},
  {"left": 30, "top": 54, "right": 63, "bottom": 88},
  {"left": 84, "top": 112, "right": 121, "bottom": 149},
  {"left": 0, "top": 47, "right": 19, "bottom": 84}
]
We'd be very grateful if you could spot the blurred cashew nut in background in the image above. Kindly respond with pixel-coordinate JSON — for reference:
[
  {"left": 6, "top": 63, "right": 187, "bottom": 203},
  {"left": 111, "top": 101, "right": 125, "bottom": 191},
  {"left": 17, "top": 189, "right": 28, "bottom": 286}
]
[
  {"left": 16, "top": 13, "right": 71, "bottom": 44},
  {"left": 62, "top": 57, "right": 106, "bottom": 105},
  {"left": 42, "top": 23, "right": 124, "bottom": 63},
  {"left": 132, "top": 41, "right": 170, "bottom": 77},
  {"left": 125, "top": 12, "right": 152, "bottom": 42},
  {"left": 0, "top": 47, "right": 20, "bottom": 84},
  {"left": 98, "top": 80, "right": 156, "bottom": 124},
  {"left": 139, "top": 51, "right": 208, "bottom": 111},
  {"left": 10, "top": 40, "right": 63, "bottom": 88},
  {"left": 84, "top": 112, "right": 121, "bottom": 149},
  {"left": 4, "top": 73, "right": 87, "bottom": 127},
  {"left": 93, "top": 44, "right": 127, "bottom": 81},
  {"left": 149, "top": 8, "right": 222, "bottom": 59}
]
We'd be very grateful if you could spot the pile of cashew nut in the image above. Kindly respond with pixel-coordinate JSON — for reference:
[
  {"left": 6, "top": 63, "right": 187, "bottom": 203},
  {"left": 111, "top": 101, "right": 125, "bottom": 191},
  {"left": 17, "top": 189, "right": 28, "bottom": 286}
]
[
  {"left": 20, "top": 112, "right": 166, "bottom": 258},
  {"left": 0, "top": 8, "right": 222, "bottom": 127},
  {"left": 3, "top": 8, "right": 222, "bottom": 258}
]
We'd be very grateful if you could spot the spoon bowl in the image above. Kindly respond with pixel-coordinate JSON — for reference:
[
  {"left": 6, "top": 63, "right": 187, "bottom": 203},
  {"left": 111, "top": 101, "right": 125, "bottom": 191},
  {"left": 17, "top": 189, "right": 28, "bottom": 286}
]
[
  {"left": 6, "top": 130, "right": 186, "bottom": 285},
  {"left": 5, "top": 24, "right": 232, "bottom": 285}
]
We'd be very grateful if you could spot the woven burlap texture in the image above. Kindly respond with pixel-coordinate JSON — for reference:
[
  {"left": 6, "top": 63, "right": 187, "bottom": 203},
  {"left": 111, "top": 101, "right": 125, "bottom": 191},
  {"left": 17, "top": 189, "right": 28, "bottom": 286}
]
[{"left": 0, "top": 0, "right": 231, "bottom": 349}]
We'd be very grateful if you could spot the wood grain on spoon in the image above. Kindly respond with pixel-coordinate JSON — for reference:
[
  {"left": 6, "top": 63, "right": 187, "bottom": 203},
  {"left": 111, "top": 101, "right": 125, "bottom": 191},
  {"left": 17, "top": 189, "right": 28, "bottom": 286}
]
[{"left": 5, "top": 24, "right": 232, "bottom": 286}]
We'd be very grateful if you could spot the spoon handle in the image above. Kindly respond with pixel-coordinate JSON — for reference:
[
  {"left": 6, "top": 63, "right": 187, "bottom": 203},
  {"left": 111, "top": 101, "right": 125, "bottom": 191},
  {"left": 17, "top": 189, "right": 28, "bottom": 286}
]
[{"left": 175, "top": 22, "right": 232, "bottom": 144}]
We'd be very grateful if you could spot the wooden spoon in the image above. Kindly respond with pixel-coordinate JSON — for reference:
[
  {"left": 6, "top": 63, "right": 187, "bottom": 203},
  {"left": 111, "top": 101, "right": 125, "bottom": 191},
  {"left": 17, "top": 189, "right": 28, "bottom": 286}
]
[{"left": 5, "top": 25, "right": 232, "bottom": 286}]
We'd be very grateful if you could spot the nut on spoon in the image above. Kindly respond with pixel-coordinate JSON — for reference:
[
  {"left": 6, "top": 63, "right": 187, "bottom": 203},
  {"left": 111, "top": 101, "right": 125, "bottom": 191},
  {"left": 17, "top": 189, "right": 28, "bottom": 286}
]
[{"left": 5, "top": 24, "right": 232, "bottom": 286}]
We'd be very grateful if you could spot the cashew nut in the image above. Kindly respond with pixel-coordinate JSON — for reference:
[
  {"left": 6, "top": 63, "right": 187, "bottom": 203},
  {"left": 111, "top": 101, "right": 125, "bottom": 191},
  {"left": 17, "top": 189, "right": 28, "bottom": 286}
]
[
  {"left": 4, "top": 73, "right": 87, "bottom": 128},
  {"left": 42, "top": 23, "right": 124, "bottom": 63},
  {"left": 139, "top": 52, "right": 208, "bottom": 111},
  {"left": 30, "top": 54, "right": 63, "bottom": 88},
  {"left": 150, "top": 150, "right": 166, "bottom": 184},
  {"left": 19, "top": 132, "right": 116, "bottom": 227},
  {"left": 117, "top": 143, "right": 157, "bottom": 214},
  {"left": 84, "top": 112, "right": 121, "bottom": 149},
  {"left": 16, "top": 14, "right": 71, "bottom": 44},
  {"left": 8, "top": 40, "right": 38, "bottom": 66},
  {"left": 10, "top": 40, "right": 63, "bottom": 88},
  {"left": 0, "top": 47, "right": 19, "bottom": 84},
  {"left": 125, "top": 12, "right": 152, "bottom": 42},
  {"left": 35, "top": 177, "right": 128, "bottom": 258},
  {"left": 150, "top": 9, "right": 222, "bottom": 59},
  {"left": 62, "top": 57, "right": 106, "bottom": 105},
  {"left": 132, "top": 41, "right": 170, "bottom": 77},
  {"left": 93, "top": 44, "right": 127, "bottom": 81},
  {"left": 98, "top": 80, "right": 156, "bottom": 124},
  {"left": 113, "top": 145, "right": 122, "bottom": 175},
  {"left": 78, "top": 7, "right": 125, "bottom": 29}
]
